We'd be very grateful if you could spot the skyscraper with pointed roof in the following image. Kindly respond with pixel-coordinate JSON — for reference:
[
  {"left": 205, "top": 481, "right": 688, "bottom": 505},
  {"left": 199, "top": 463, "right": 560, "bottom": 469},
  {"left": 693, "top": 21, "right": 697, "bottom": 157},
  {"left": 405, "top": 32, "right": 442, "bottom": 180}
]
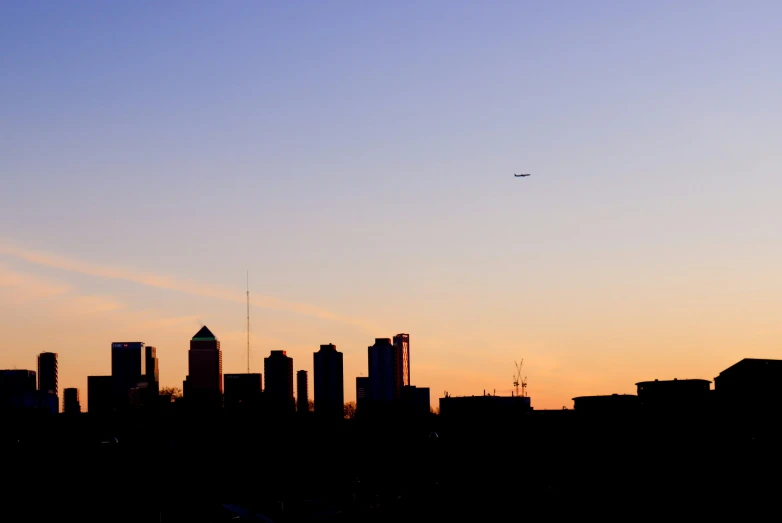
[{"left": 184, "top": 325, "right": 222, "bottom": 409}]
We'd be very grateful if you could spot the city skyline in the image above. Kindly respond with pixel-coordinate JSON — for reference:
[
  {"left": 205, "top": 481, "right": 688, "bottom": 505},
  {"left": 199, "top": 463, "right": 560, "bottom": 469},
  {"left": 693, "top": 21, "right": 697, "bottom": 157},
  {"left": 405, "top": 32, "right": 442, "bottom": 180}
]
[{"left": 3, "top": 2, "right": 782, "bottom": 410}]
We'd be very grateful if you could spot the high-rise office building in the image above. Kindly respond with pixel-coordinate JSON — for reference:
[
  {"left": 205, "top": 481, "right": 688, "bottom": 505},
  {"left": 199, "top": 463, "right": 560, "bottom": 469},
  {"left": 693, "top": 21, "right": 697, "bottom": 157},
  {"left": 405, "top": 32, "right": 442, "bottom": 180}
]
[
  {"left": 264, "top": 350, "right": 294, "bottom": 415},
  {"left": 37, "top": 352, "right": 58, "bottom": 396},
  {"left": 63, "top": 388, "right": 81, "bottom": 414},
  {"left": 36, "top": 352, "right": 59, "bottom": 413},
  {"left": 314, "top": 343, "right": 344, "bottom": 419},
  {"left": 111, "top": 342, "right": 143, "bottom": 410},
  {"left": 368, "top": 338, "right": 397, "bottom": 402},
  {"left": 138, "top": 345, "right": 160, "bottom": 409},
  {"left": 88, "top": 376, "right": 113, "bottom": 415},
  {"left": 185, "top": 326, "right": 223, "bottom": 408},
  {"left": 144, "top": 346, "right": 159, "bottom": 396},
  {"left": 296, "top": 370, "right": 309, "bottom": 414},
  {"left": 393, "top": 334, "right": 410, "bottom": 389}
]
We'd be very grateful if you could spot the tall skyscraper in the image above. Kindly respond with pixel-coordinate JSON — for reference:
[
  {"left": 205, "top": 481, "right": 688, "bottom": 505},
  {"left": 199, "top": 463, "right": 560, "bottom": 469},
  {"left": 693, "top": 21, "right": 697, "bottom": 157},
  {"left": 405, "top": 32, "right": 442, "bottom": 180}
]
[
  {"left": 393, "top": 333, "right": 410, "bottom": 388},
  {"left": 37, "top": 352, "right": 58, "bottom": 396},
  {"left": 37, "top": 352, "right": 59, "bottom": 413},
  {"left": 296, "top": 370, "right": 309, "bottom": 414},
  {"left": 264, "top": 350, "right": 294, "bottom": 415},
  {"left": 314, "top": 343, "right": 344, "bottom": 419},
  {"left": 111, "top": 342, "right": 143, "bottom": 410},
  {"left": 368, "top": 338, "right": 397, "bottom": 402},
  {"left": 143, "top": 346, "right": 159, "bottom": 398},
  {"left": 186, "top": 326, "right": 223, "bottom": 408}
]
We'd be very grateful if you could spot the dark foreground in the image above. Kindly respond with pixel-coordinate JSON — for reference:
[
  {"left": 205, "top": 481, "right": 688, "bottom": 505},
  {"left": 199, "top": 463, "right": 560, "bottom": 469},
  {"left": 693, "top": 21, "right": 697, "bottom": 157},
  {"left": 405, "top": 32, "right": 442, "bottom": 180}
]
[{"left": 4, "top": 411, "right": 782, "bottom": 521}]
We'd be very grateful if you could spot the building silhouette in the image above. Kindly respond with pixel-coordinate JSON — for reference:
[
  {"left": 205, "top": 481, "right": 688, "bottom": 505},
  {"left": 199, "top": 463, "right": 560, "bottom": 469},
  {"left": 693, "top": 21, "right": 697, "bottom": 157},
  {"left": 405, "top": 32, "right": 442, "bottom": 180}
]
[
  {"left": 0, "top": 370, "right": 37, "bottom": 410},
  {"left": 63, "top": 387, "right": 81, "bottom": 414},
  {"left": 87, "top": 375, "right": 112, "bottom": 415},
  {"left": 264, "top": 351, "right": 294, "bottom": 416},
  {"left": 393, "top": 333, "right": 410, "bottom": 389},
  {"left": 572, "top": 394, "right": 639, "bottom": 414},
  {"left": 368, "top": 338, "right": 397, "bottom": 403},
  {"left": 401, "top": 385, "right": 430, "bottom": 417},
  {"left": 296, "top": 370, "right": 308, "bottom": 414},
  {"left": 132, "top": 345, "right": 160, "bottom": 410},
  {"left": 143, "top": 346, "right": 159, "bottom": 397},
  {"left": 714, "top": 358, "right": 782, "bottom": 414},
  {"left": 37, "top": 352, "right": 58, "bottom": 396},
  {"left": 111, "top": 342, "right": 143, "bottom": 411},
  {"left": 184, "top": 326, "right": 223, "bottom": 409},
  {"left": 356, "top": 376, "right": 370, "bottom": 415},
  {"left": 314, "top": 343, "right": 344, "bottom": 419},
  {"left": 439, "top": 393, "right": 532, "bottom": 421},
  {"left": 224, "top": 373, "right": 262, "bottom": 411},
  {"left": 636, "top": 378, "right": 711, "bottom": 413},
  {"left": 36, "top": 352, "right": 59, "bottom": 414}
]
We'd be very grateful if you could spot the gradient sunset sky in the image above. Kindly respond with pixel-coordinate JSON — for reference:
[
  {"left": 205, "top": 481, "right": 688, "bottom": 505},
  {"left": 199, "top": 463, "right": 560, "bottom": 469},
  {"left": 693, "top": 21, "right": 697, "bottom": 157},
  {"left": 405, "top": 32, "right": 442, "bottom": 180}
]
[{"left": 2, "top": 1, "right": 781, "bottom": 409}]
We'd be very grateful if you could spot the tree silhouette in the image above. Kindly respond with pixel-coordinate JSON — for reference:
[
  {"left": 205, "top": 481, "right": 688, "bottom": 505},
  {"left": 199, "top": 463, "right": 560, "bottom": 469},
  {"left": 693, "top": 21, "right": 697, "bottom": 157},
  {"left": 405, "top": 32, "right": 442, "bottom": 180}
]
[
  {"left": 159, "top": 386, "right": 182, "bottom": 399},
  {"left": 344, "top": 401, "right": 356, "bottom": 419}
]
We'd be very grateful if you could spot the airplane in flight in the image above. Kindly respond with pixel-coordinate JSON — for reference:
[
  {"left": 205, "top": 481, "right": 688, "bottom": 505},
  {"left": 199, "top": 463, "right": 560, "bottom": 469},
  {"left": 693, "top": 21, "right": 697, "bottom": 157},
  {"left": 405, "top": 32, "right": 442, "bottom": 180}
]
[{"left": 514, "top": 173, "right": 531, "bottom": 177}]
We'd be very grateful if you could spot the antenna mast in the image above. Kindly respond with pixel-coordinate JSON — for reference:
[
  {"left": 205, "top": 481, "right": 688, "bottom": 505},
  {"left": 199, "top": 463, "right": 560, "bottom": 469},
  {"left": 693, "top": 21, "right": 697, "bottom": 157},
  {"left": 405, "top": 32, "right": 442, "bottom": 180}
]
[{"left": 246, "top": 271, "right": 250, "bottom": 374}]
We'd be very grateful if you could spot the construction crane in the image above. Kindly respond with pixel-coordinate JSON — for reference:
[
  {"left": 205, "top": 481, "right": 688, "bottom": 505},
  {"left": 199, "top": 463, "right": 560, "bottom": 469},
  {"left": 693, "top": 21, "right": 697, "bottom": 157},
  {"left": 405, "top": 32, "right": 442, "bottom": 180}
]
[{"left": 513, "top": 359, "right": 528, "bottom": 397}]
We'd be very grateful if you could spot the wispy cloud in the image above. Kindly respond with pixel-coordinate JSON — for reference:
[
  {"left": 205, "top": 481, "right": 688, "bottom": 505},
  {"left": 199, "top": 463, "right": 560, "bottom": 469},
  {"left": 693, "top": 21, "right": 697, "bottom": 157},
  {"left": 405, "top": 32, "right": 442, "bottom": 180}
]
[
  {"left": 0, "top": 242, "right": 375, "bottom": 332},
  {"left": 0, "top": 263, "right": 71, "bottom": 302},
  {"left": 0, "top": 263, "right": 126, "bottom": 317},
  {"left": 64, "top": 295, "right": 126, "bottom": 315}
]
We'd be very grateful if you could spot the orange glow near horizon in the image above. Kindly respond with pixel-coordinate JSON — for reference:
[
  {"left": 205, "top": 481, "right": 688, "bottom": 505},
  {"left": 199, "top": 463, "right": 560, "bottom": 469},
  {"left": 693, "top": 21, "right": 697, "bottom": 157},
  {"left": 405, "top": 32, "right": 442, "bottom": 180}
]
[{"left": 2, "top": 243, "right": 781, "bottom": 411}]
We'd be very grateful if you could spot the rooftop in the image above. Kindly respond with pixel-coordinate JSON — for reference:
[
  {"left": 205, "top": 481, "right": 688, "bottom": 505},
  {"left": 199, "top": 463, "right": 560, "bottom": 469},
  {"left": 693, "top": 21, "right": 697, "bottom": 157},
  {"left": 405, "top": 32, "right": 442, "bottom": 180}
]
[{"left": 192, "top": 325, "right": 217, "bottom": 341}]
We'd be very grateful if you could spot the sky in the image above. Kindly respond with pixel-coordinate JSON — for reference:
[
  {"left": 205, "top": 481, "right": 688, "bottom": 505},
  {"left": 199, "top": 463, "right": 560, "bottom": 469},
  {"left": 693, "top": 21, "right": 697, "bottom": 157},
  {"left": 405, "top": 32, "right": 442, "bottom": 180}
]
[{"left": 2, "top": 1, "right": 782, "bottom": 409}]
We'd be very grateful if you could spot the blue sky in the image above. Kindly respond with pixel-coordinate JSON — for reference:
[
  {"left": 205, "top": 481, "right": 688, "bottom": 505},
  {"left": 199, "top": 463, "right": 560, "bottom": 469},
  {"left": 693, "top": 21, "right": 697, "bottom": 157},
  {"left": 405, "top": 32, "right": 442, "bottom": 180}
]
[{"left": 2, "top": 1, "right": 782, "bottom": 407}]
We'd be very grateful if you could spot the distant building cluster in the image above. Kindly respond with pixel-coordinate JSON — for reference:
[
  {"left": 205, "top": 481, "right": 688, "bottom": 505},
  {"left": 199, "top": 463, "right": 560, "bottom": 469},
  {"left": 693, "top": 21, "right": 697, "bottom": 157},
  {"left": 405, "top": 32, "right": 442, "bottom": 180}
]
[
  {"left": 356, "top": 335, "right": 430, "bottom": 418},
  {"left": 0, "top": 326, "right": 431, "bottom": 420},
  {"left": 0, "top": 352, "right": 59, "bottom": 414},
  {"left": 8, "top": 325, "right": 773, "bottom": 424},
  {"left": 437, "top": 358, "right": 782, "bottom": 424},
  {"left": 88, "top": 342, "right": 159, "bottom": 414}
]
